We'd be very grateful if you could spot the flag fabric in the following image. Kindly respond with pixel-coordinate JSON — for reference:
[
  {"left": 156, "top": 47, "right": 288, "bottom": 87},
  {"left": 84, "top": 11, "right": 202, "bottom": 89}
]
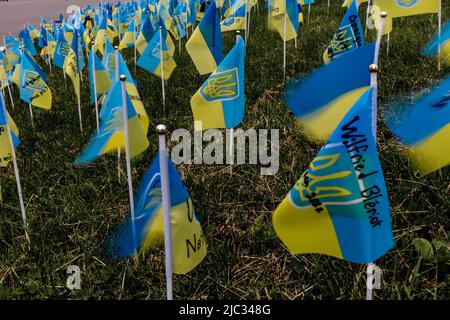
[
  {"left": 186, "top": 0, "right": 223, "bottom": 75},
  {"left": 108, "top": 153, "right": 207, "bottom": 274},
  {"left": 53, "top": 29, "right": 70, "bottom": 68},
  {"left": 191, "top": 35, "right": 245, "bottom": 130},
  {"left": 64, "top": 30, "right": 81, "bottom": 104},
  {"left": 102, "top": 37, "right": 117, "bottom": 80},
  {"left": 74, "top": 81, "right": 149, "bottom": 165},
  {"left": 4, "top": 35, "right": 21, "bottom": 66},
  {"left": 137, "top": 30, "right": 177, "bottom": 80},
  {"left": 27, "top": 24, "right": 41, "bottom": 39},
  {"left": 323, "top": 1, "right": 364, "bottom": 63},
  {"left": 12, "top": 53, "right": 52, "bottom": 109},
  {"left": 20, "top": 29, "right": 38, "bottom": 57},
  {"left": 136, "top": 14, "right": 156, "bottom": 54},
  {"left": 286, "top": 43, "right": 375, "bottom": 142},
  {"left": 119, "top": 18, "right": 136, "bottom": 50},
  {"left": 423, "top": 19, "right": 450, "bottom": 65},
  {"left": 385, "top": 76, "right": 450, "bottom": 176},
  {"left": 94, "top": 15, "right": 107, "bottom": 54},
  {"left": 220, "top": 1, "right": 246, "bottom": 32},
  {"left": 0, "top": 94, "right": 20, "bottom": 167},
  {"left": 270, "top": 0, "right": 299, "bottom": 42},
  {"left": 372, "top": 0, "right": 439, "bottom": 18},
  {"left": 88, "top": 49, "right": 112, "bottom": 105},
  {"left": 273, "top": 88, "right": 394, "bottom": 264}
]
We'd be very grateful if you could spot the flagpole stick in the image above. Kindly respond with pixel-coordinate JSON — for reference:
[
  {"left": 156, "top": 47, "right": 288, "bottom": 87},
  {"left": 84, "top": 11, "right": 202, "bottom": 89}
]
[
  {"left": 156, "top": 123, "right": 174, "bottom": 301},
  {"left": 247, "top": 1, "right": 251, "bottom": 42},
  {"left": 1, "top": 92, "right": 29, "bottom": 244},
  {"left": 283, "top": 12, "right": 287, "bottom": 80},
  {"left": 115, "top": 46, "right": 122, "bottom": 181},
  {"left": 365, "top": 0, "right": 371, "bottom": 36},
  {"left": 438, "top": 0, "right": 442, "bottom": 71},
  {"left": 327, "top": 0, "right": 330, "bottom": 15},
  {"left": 134, "top": 18, "right": 137, "bottom": 75},
  {"left": 159, "top": 26, "right": 166, "bottom": 116},
  {"left": 28, "top": 103, "right": 34, "bottom": 127},
  {"left": 366, "top": 11, "right": 386, "bottom": 301},
  {"left": 120, "top": 74, "right": 138, "bottom": 263},
  {"left": 386, "top": 33, "right": 390, "bottom": 56},
  {"left": 91, "top": 42, "right": 100, "bottom": 133},
  {"left": 185, "top": 0, "right": 189, "bottom": 38},
  {"left": 46, "top": 29, "right": 52, "bottom": 73},
  {"left": 308, "top": 4, "right": 311, "bottom": 25}
]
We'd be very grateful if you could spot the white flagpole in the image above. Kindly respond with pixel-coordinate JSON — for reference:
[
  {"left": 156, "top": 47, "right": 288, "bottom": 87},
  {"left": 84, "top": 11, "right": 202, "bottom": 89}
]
[
  {"left": 366, "top": 11, "right": 386, "bottom": 301},
  {"left": 283, "top": 11, "right": 287, "bottom": 80},
  {"left": 308, "top": 4, "right": 311, "bottom": 25},
  {"left": 386, "top": 33, "right": 390, "bottom": 56},
  {"left": 246, "top": 0, "right": 251, "bottom": 42},
  {"left": 156, "top": 123, "right": 174, "bottom": 301},
  {"left": 46, "top": 27, "right": 52, "bottom": 73},
  {"left": 0, "top": 91, "right": 29, "bottom": 243},
  {"left": 185, "top": 0, "right": 189, "bottom": 39},
  {"left": 28, "top": 103, "right": 34, "bottom": 127},
  {"left": 438, "top": 0, "right": 442, "bottom": 71},
  {"left": 120, "top": 74, "right": 138, "bottom": 261},
  {"left": 91, "top": 42, "right": 100, "bottom": 133},
  {"left": 159, "top": 26, "right": 166, "bottom": 115},
  {"left": 327, "top": 0, "right": 330, "bottom": 15},
  {"left": 365, "top": 0, "right": 371, "bottom": 36},
  {"left": 134, "top": 17, "right": 137, "bottom": 74},
  {"left": 115, "top": 46, "right": 122, "bottom": 180}
]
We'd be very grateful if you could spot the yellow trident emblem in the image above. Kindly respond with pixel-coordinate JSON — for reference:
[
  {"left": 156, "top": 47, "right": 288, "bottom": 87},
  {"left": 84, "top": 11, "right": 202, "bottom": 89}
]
[{"left": 199, "top": 68, "right": 239, "bottom": 102}]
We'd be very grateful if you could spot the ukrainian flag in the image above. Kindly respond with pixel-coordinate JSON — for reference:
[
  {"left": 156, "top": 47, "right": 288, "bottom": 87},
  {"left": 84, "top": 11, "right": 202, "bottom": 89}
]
[
  {"left": 20, "top": 29, "right": 38, "bottom": 57},
  {"left": 373, "top": 0, "right": 439, "bottom": 18},
  {"left": 286, "top": 43, "right": 375, "bottom": 142},
  {"left": 191, "top": 35, "right": 245, "bottom": 130},
  {"left": 27, "top": 23, "right": 41, "bottom": 39},
  {"left": 0, "top": 95, "right": 20, "bottom": 167},
  {"left": 94, "top": 15, "right": 107, "bottom": 54},
  {"left": 186, "top": 0, "right": 223, "bottom": 75},
  {"left": 136, "top": 14, "right": 156, "bottom": 54},
  {"left": 75, "top": 81, "right": 149, "bottom": 165},
  {"left": 4, "top": 36, "right": 20, "bottom": 66},
  {"left": 53, "top": 30, "right": 69, "bottom": 68},
  {"left": 273, "top": 89, "right": 394, "bottom": 264},
  {"left": 119, "top": 18, "right": 136, "bottom": 50},
  {"left": 13, "top": 52, "right": 52, "bottom": 110},
  {"left": 220, "top": 1, "right": 246, "bottom": 32},
  {"left": 108, "top": 153, "right": 207, "bottom": 274},
  {"left": 385, "top": 76, "right": 450, "bottom": 176},
  {"left": 64, "top": 30, "right": 81, "bottom": 105},
  {"left": 102, "top": 37, "right": 117, "bottom": 80},
  {"left": 423, "top": 19, "right": 450, "bottom": 66},
  {"left": 324, "top": 1, "right": 364, "bottom": 63},
  {"left": 270, "top": 0, "right": 299, "bottom": 42},
  {"left": 88, "top": 49, "right": 112, "bottom": 105},
  {"left": 137, "top": 30, "right": 177, "bottom": 80}
]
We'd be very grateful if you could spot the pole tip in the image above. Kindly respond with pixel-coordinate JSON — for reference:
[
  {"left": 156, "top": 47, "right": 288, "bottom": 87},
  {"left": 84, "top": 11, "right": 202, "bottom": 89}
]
[
  {"left": 381, "top": 11, "right": 388, "bottom": 18},
  {"left": 369, "top": 64, "right": 379, "bottom": 73},
  {"left": 156, "top": 124, "right": 166, "bottom": 134},
  {"left": 236, "top": 30, "right": 241, "bottom": 35},
  {"left": 114, "top": 45, "right": 119, "bottom": 50},
  {"left": 104, "top": 32, "right": 108, "bottom": 37},
  {"left": 120, "top": 74, "right": 126, "bottom": 81}
]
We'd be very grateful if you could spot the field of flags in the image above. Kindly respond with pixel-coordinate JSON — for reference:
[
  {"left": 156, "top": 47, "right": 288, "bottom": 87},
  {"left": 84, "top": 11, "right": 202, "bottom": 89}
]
[{"left": 0, "top": 0, "right": 449, "bottom": 300}]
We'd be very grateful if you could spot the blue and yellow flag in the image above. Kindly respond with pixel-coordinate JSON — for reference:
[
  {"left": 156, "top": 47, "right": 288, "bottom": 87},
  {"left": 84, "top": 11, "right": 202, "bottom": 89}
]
[
  {"left": 273, "top": 89, "right": 394, "bottom": 264},
  {"left": 323, "top": 1, "right": 364, "bottom": 63},
  {"left": 108, "top": 153, "right": 207, "bottom": 274},
  {"left": 136, "top": 14, "right": 156, "bottom": 54},
  {"left": 286, "top": 43, "right": 375, "bottom": 142},
  {"left": 27, "top": 23, "right": 41, "bottom": 39},
  {"left": 137, "top": 29, "right": 177, "bottom": 80},
  {"left": 270, "top": 0, "right": 299, "bottom": 42},
  {"left": 0, "top": 93, "right": 20, "bottom": 167},
  {"left": 12, "top": 52, "right": 52, "bottom": 110},
  {"left": 20, "top": 28, "right": 38, "bottom": 57},
  {"left": 75, "top": 80, "right": 149, "bottom": 165},
  {"left": 4, "top": 35, "right": 21, "bottom": 66},
  {"left": 102, "top": 37, "right": 117, "bottom": 80},
  {"left": 93, "top": 15, "right": 107, "bottom": 54},
  {"left": 423, "top": 19, "right": 450, "bottom": 66},
  {"left": 186, "top": 0, "right": 223, "bottom": 75},
  {"left": 385, "top": 76, "right": 450, "bottom": 176},
  {"left": 220, "top": 1, "right": 246, "bottom": 32},
  {"left": 53, "top": 29, "right": 69, "bottom": 68},
  {"left": 64, "top": 29, "right": 81, "bottom": 105},
  {"left": 119, "top": 18, "right": 136, "bottom": 50},
  {"left": 88, "top": 49, "right": 112, "bottom": 105},
  {"left": 191, "top": 35, "right": 245, "bottom": 130}
]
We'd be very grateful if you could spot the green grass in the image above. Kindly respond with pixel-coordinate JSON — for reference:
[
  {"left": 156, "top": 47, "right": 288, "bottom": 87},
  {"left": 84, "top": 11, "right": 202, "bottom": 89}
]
[{"left": 0, "top": 1, "right": 449, "bottom": 300}]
